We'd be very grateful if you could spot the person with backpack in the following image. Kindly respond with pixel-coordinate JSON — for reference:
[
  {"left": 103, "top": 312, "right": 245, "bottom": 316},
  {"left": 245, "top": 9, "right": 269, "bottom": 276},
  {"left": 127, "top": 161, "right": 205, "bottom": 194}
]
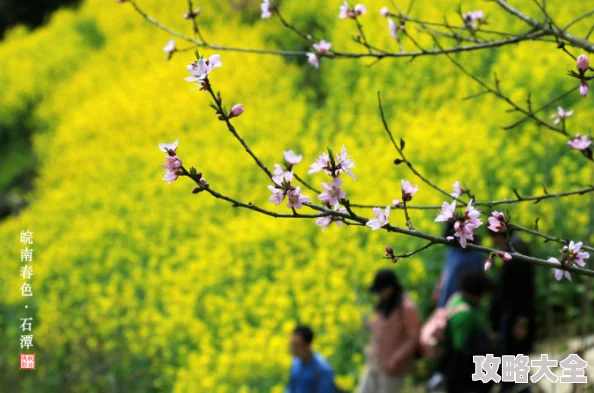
[
  {"left": 441, "top": 270, "right": 495, "bottom": 393},
  {"left": 285, "top": 325, "right": 335, "bottom": 393},
  {"left": 356, "top": 269, "right": 421, "bottom": 393}
]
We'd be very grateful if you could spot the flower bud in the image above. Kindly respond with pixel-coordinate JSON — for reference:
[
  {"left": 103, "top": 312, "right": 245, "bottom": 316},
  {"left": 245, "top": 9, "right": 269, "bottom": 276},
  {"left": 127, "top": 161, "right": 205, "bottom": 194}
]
[
  {"left": 484, "top": 255, "right": 493, "bottom": 271},
  {"left": 380, "top": 6, "right": 389, "bottom": 17},
  {"left": 385, "top": 245, "right": 394, "bottom": 256},
  {"left": 184, "top": 7, "right": 200, "bottom": 19},
  {"left": 200, "top": 178, "right": 209, "bottom": 188},
  {"left": 192, "top": 187, "right": 201, "bottom": 194},
  {"left": 497, "top": 252, "right": 512, "bottom": 261},
  {"left": 577, "top": 54, "right": 589, "bottom": 72},
  {"left": 354, "top": 4, "right": 367, "bottom": 15},
  {"left": 580, "top": 80, "right": 589, "bottom": 97},
  {"left": 229, "top": 104, "right": 244, "bottom": 118}
]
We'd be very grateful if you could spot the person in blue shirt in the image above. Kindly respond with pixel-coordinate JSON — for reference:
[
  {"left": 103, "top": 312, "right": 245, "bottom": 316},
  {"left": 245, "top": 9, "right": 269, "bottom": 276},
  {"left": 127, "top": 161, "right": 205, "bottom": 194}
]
[
  {"left": 286, "top": 325, "right": 335, "bottom": 393},
  {"left": 436, "top": 222, "right": 484, "bottom": 308}
]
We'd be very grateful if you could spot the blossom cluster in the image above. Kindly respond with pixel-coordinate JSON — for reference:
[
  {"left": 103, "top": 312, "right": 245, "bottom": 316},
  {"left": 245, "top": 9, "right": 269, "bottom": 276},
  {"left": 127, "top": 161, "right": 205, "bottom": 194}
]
[
  {"left": 185, "top": 54, "right": 222, "bottom": 90},
  {"left": 307, "top": 40, "right": 332, "bottom": 69},
  {"left": 338, "top": 1, "right": 367, "bottom": 19},
  {"left": 308, "top": 146, "right": 356, "bottom": 230},
  {"left": 159, "top": 140, "right": 183, "bottom": 184},
  {"left": 434, "top": 199, "right": 483, "bottom": 248},
  {"left": 549, "top": 241, "right": 590, "bottom": 281}
]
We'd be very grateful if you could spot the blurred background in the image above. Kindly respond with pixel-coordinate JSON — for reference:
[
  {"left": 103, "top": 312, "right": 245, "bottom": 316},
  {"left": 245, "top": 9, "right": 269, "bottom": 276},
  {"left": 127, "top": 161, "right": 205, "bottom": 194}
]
[{"left": 0, "top": 0, "right": 592, "bottom": 392}]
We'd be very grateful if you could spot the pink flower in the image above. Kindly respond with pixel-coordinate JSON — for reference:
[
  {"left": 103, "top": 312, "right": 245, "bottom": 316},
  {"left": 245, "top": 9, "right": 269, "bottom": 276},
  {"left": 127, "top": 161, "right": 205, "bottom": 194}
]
[
  {"left": 272, "top": 170, "right": 293, "bottom": 187},
  {"left": 435, "top": 201, "right": 456, "bottom": 222},
  {"left": 484, "top": 255, "right": 493, "bottom": 271},
  {"left": 306, "top": 52, "right": 320, "bottom": 69},
  {"left": 319, "top": 177, "right": 346, "bottom": 207},
  {"left": 464, "top": 199, "right": 481, "bottom": 222},
  {"left": 451, "top": 181, "right": 463, "bottom": 198},
  {"left": 401, "top": 180, "right": 418, "bottom": 201},
  {"left": 308, "top": 147, "right": 356, "bottom": 179},
  {"left": 366, "top": 206, "right": 390, "bottom": 230},
  {"left": 316, "top": 206, "right": 348, "bottom": 231},
  {"left": 268, "top": 186, "right": 285, "bottom": 205},
  {"left": 567, "top": 134, "right": 592, "bottom": 150},
  {"left": 287, "top": 186, "right": 310, "bottom": 209},
  {"left": 548, "top": 240, "right": 589, "bottom": 280},
  {"left": 338, "top": 1, "right": 351, "bottom": 18},
  {"left": 185, "top": 54, "right": 222, "bottom": 84},
  {"left": 454, "top": 220, "right": 476, "bottom": 248},
  {"left": 313, "top": 40, "right": 332, "bottom": 54},
  {"left": 162, "top": 156, "right": 183, "bottom": 184},
  {"left": 577, "top": 54, "right": 589, "bottom": 72},
  {"left": 308, "top": 153, "right": 330, "bottom": 175},
  {"left": 497, "top": 252, "right": 512, "bottom": 261},
  {"left": 549, "top": 258, "right": 571, "bottom": 281},
  {"left": 392, "top": 199, "right": 404, "bottom": 208},
  {"left": 380, "top": 6, "right": 390, "bottom": 17},
  {"left": 448, "top": 200, "right": 482, "bottom": 248},
  {"left": 580, "top": 80, "right": 589, "bottom": 97},
  {"left": 388, "top": 19, "right": 398, "bottom": 39},
  {"left": 229, "top": 104, "right": 244, "bottom": 118},
  {"left": 158, "top": 140, "right": 179, "bottom": 154},
  {"left": 354, "top": 4, "right": 367, "bottom": 15},
  {"left": 463, "top": 10, "right": 484, "bottom": 28},
  {"left": 273, "top": 163, "right": 288, "bottom": 177},
  {"left": 551, "top": 106, "right": 573, "bottom": 125},
  {"left": 567, "top": 241, "right": 590, "bottom": 267},
  {"left": 336, "top": 146, "right": 356, "bottom": 179},
  {"left": 488, "top": 211, "right": 506, "bottom": 232},
  {"left": 162, "top": 155, "right": 182, "bottom": 171},
  {"left": 163, "top": 39, "right": 176, "bottom": 54},
  {"left": 261, "top": 0, "right": 272, "bottom": 19},
  {"left": 283, "top": 150, "right": 302, "bottom": 166}
]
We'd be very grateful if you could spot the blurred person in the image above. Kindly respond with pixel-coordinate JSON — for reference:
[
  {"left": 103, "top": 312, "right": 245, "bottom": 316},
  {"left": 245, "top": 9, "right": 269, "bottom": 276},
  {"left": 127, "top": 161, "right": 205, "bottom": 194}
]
[
  {"left": 357, "top": 269, "right": 421, "bottom": 393},
  {"left": 426, "top": 223, "right": 484, "bottom": 391},
  {"left": 442, "top": 270, "right": 494, "bottom": 393},
  {"left": 489, "top": 232, "right": 534, "bottom": 393},
  {"left": 286, "top": 325, "right": 335, "bottom": 393},
  {"left": 434, "top": 221, "right": 484, "bottom": 308}
]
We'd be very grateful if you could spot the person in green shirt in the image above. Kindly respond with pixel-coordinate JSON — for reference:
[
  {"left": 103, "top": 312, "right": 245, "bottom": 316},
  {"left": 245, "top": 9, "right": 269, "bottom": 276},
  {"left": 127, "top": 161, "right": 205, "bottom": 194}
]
[{"left": 443, "top": 270, "right": 494, "bottom": 393}]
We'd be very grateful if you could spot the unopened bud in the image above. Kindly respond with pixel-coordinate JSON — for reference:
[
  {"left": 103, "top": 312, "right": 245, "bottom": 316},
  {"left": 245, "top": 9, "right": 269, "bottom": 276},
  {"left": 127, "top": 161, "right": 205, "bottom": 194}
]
[
  {"left": 229, "top": 104, "right": 244, "bottom": 118},
  {"left": 484, "top": 255, "right": 493, "bottom": 271},
  {"left": 577, "top": 54, "right": 589, "bottom": 73},
  {"left": 580, "top": 80, "right": 589, "bottom": 97},
  {"left": 385, "top": 246, "right": 394, "bottom": 256},
  {"left": 184, "top": 8, "right": 200, "bottom": 19},
  {"left": 200, "top": 178, "right": 209, "bottom": 188},
  {"left": 192, "top": 187, "right": 201, "bottom": 194}
]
